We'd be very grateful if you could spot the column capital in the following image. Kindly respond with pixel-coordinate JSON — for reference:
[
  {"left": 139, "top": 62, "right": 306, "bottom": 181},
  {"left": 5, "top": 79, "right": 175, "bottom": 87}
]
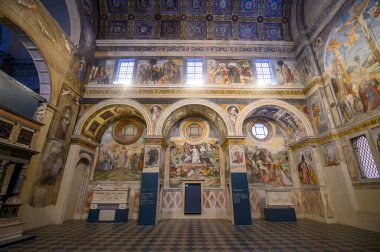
[{"left": 221, "top": 136, "right": 246, "bottom": 150}]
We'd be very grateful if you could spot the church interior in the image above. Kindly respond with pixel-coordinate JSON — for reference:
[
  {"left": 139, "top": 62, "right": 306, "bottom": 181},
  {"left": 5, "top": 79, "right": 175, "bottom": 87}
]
[{"left": 0, "top": 0, "right": 380, "bottom": 250}]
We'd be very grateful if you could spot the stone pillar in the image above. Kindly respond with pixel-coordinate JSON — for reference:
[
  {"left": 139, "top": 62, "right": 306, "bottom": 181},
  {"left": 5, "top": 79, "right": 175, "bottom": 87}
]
[
  {"left": 55, "top": 137, "right": 97, "bottom": 224},
  {"left": 223, "top": 137, "right": 252, "bottom": 225},
  {"left": 138, "top": 137, "right": 166, "bottom": 225}
]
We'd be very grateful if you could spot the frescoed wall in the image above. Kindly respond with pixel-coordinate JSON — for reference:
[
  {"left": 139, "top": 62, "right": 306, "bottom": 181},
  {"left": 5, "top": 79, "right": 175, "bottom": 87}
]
[
  {"left": 88, "top": 59, "right": 116, "bottom": 84},
  {"left": 136, "top": 59, "right": 183, "bottom": 84},
  {"left": 243, "top": 119, "right": 292, "bottom": 187},
  {"left": 308, "top": 91, "right": 330, "bottom": 134},
  {"left": 272, "top": 60, "right": 303, "bottom": 85},
  {"left": 94, "top": 120, "right": 146, "bottom": 181},
  {"left": 168, "top": 118, "right": 221, "bottom": 188},
  {"left": 295, "top": 147, "right": 318, "bottom": 186},
  {"left": 206, "top": 59, "right": 254, "bottom": 85},
  {"left": 322, "top": 0, "right": 380, "bottom": 125},
  {"left": 86, "top": 57, "right": 309, "bottom": 86},
  {"left": 30, "top": 85, "right": 79, "bottom": 207}
]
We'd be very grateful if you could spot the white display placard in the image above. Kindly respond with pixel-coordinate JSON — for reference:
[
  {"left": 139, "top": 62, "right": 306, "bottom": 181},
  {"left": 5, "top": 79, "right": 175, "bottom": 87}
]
[{"left": 266, "top": 190, "right": 293, "bottom": 207}]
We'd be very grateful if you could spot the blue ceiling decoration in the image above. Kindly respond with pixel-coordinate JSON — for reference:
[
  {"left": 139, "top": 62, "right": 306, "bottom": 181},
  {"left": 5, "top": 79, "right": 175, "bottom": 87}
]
[
  {"left": 238, "top": 22, "right": 259, "bottom": 40},
  {"left": 264, "top": 0, "right": 285, "bottom": 17},
  {"left": 134, "top": 20, "right": 155, "bottom": 38},
  {"left": 161, "top": 0, "right": 181, "bottom": 14},
  {"left": 213, "top": 0, "right": 234, "bottom": 15},
  {"left": 238, "top": 0, "right": 259, "bottom": 16},
  {"left": 98, "top": 0, "right": 291, "bottom": 41}
]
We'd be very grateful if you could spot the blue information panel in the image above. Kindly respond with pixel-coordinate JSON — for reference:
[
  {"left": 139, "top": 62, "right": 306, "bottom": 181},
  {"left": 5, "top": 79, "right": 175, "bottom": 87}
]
[
  {"left": 231, "top": 173, "right": 252, "bottom": 225},
  {"left": 138, "top": 173, "right": 158, "bottom": 225}
]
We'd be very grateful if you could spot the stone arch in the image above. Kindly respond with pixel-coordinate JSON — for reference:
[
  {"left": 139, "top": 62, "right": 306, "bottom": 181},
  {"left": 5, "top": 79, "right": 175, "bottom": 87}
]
[
  {"left": 235, "top": 99, "right": 314, "bottom": 137},
  {"left": 155, "top": 99, "right": 235, "bottom": 137},
  {"left": 74, "top": 99, "right": 154, "bottom": 139},
  {"left": 0, "top": 1, "right": 76, "bottom": 105},
  {"left": 65, "top": 0, "right": 81, "bottom": 45}
]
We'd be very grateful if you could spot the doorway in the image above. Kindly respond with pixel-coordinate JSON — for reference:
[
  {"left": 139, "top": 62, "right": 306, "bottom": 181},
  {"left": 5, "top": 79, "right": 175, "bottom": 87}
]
[{"left": 184, "top": 183, "right": 202, "bottom": 214}]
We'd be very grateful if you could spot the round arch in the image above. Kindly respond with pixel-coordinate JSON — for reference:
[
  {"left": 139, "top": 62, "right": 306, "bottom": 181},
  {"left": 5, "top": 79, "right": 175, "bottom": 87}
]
[
  {"left": 155, "top": 99, "right": 235, "bottom": 136},
  {"left": 235, "top": 99, "right": 314, "bottom": 136},
  {"left": 74, "top": 98, "right": 155, "bottom": 137}
]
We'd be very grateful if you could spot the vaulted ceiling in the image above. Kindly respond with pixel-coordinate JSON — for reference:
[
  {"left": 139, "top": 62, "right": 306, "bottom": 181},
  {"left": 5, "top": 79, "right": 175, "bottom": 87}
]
[{"left": 95, "top": 0, "right": 292, "bottom": 41}]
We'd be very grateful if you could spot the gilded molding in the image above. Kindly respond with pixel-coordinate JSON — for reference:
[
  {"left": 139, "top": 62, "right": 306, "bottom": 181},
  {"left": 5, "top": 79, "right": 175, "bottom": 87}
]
[
  {"left": 71, "top": 137, "right": 98, "bottom": 152},
  {"left": 289, "top": 116, "right": 380, "bottom": 151},
  {"left": 303, "top": 76, "right": 324, "bottom": 95},
  {"left": 145, "top": 137, "right": 168, "bottom": 149},
  {"left": 221, "top": 137, "right": 246, "bottom": 150},
  {"left": 84, "top": 87, "right": 305, "bottom": 98}
]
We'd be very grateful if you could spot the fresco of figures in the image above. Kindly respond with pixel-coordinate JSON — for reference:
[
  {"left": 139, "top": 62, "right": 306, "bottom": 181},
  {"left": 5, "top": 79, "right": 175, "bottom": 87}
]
[
  {"left": 296, "top": 148, "right": 318, "bottom": 186},
  {"left": 88, "top": 60, "right": 116, "bottom": 84},
  {"left": 136, "top": 59, "right": 182, "bottom": 84},
  {"left": 324, "top": 0, "right": 380, "bottom": 124},
  {"left": 169, "top": 142, "right": 220, "bottom": 188},
  {"left": 30, "top": 85, "right": 79, "bottom": 207},
  {"left": 272, "top": 60, "right": 302, "bottom": 85},
  {"left": 207, "top": 59, "right": 254, "bottom": 85},
  {"left": 244, "top": 122, "right": 292, "bottom": 187},
  {"left": 94, "top": 126, "right": 145, "bottom": 181},
  {"left": 308, "top": 92, "right": 330, "bottom": 134},
  {"left": 370, "top": 126, "right": 380, "bottom": 155},
  {"left": 252, "top": 106, "right": 306, "bottom": 142},
  {"left": 322, "top": 142, "right": 340, "bottom": 166}
]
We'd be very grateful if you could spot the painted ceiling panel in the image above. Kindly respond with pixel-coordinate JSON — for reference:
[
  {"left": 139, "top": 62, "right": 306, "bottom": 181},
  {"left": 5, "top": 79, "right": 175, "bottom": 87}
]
[{"left": 97, "top": 0, "right": 291, "bottom": 41}]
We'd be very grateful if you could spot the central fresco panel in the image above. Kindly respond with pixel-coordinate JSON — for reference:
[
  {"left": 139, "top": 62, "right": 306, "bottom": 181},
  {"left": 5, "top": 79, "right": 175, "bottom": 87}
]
[{"left": 99, "top": 0, "right": 291, "bottom": 40}]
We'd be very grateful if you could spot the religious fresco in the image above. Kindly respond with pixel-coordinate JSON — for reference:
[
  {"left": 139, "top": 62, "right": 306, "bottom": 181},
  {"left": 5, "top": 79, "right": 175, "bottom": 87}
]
[
  {"left": 370, "top": 126, "right": 380, "bottom": 155},
  {"left": 323, "top": 0, "right": 380, "bottom": 125},
  {"left": 94, "top": 123, "right": 145, "bottom": 181},
  {"left": 206, "top": 59, "right": 254, "bottom": 85},
  {"left": 251, "top": 105, "right": 306, "bottom": 142},
  {"left": 308, "top": 92, "right": 330, "bottom": 134},
  {"left": 96, "top": 0, "right": 291, "bottom": 41},
  {"left": 150, "top": 105, "right": 162, "bottom": 122},
  {"left": 272, "top": 60, "right": 302, "bottom": 85},
  {"left": 342, "top": 145, "right": 359, "bottom": 179},
  {"left": 169, "top": 119, "right": 221, "bottom": 188},
  {"left": 88, "top": 60, "right": 116, "bottom": 84},
  {"left": 322, "top": 142, "right": 340, "bottom": 166},
  {"left": 136, "top": 59, "right": 182, "bottom": 84},
  {"left": 297, "top": 48, "right": 316, "bottom": 83},
  {"left": 30, "top": 85, "right": 79, "bottom": 207},
  {"left": 244, "top": 122, "right": 292, "bottom": 187},
  {"left": 296, "top": 148, "right": 318, "bottom": 186}
]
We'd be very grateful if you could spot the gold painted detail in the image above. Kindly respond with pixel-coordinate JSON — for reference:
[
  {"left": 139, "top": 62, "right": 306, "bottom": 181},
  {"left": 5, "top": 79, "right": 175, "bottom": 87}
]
[
  {"left": 289, "top": 117, "right": 380, "bottom": 151},
  {"left": 65, "top": 73, "right": 82, "bottom": 93},
  {"left": 84, "top": 87, "right": 305, "bottom": 97},
  {"left": 303, "top": 76, "right": 324, "bottom": 95},
  {"left": 71, "top": 137, "right": 98, "bottom": 152},
  {"left": 145, "top": 137, "right": 168, "bottom": 149},
  {"left": 221, "top": 137, "right": 245, "bottom": 150},
  {"left": 37, "top": 19, "right": 56, "bottom": 43}
]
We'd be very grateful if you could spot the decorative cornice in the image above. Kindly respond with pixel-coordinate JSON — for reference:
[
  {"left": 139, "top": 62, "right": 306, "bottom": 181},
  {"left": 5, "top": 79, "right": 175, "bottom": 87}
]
[
  {"left": 303, "top": 76, "right": 324, "bottom": 95},
  {"left": 71, "top": 136, "right": 99, "bottom": 152},
  {"left": 221, "top": 137, "right": 246, "bottom": 150},
  {"left": 289, "top": 116, "right": 380, "bottom": 151},
  {"left": 95, "top": 39, "right": 296, "bottom": 58},
  {"left": 145, "top": 136, "right": 168, "bottom": 149},
  {"left": 84, "top": 86, "right": 305, "bottom": 99}
]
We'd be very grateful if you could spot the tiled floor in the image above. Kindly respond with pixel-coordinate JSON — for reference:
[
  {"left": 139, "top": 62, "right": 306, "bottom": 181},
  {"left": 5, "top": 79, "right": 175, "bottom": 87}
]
[{"left": 5, "top": 219, "right": 380, "bottom": 251}]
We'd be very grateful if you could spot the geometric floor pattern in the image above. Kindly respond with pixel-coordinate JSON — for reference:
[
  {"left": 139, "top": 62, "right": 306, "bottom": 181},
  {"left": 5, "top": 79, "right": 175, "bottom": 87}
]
[{"left": 5, "top": 219, "right": 380, "bottom": 251}]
